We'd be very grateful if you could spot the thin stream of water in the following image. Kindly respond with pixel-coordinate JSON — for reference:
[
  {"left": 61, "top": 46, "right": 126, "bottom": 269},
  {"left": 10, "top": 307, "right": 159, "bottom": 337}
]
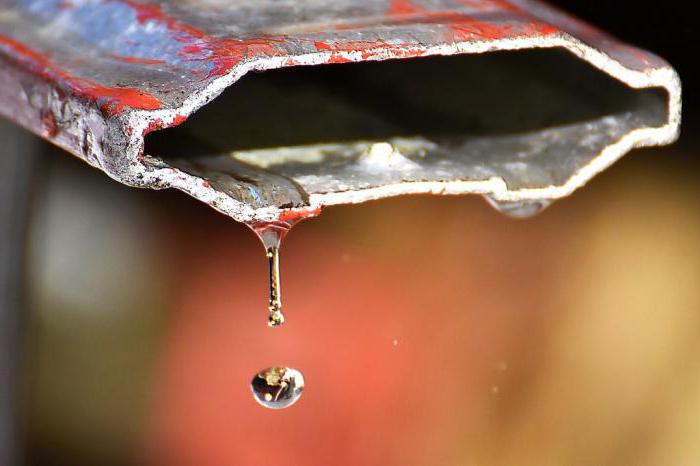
[
  {"left": 250, "top": 220, "right": 297, "bottom": 328},
  {"left": 248, "top": 219, "right": 305, "bottom": 409}
]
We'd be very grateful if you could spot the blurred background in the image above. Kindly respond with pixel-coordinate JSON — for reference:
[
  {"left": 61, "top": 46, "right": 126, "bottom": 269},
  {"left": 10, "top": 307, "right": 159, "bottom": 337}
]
[{"left": 3, "top": 1, "right": 700, "bottom": 465}]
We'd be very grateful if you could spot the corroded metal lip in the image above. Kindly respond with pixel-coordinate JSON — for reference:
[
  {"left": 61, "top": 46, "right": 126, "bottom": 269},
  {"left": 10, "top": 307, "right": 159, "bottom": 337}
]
[{"left": 0, "top": 0, "right": 681, "bottom": 222}]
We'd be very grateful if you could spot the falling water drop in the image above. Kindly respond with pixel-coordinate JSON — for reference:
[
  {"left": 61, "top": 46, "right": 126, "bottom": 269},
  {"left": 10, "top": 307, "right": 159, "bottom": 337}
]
[
  {"left": 247, "top": 217, "right": 313, "bottom": 409},
  {"left": 250, "top": 220, "right": 296, "bottom": 327},
  {"left": 250, "top": 366, "right": 305, "bottom": 409}
]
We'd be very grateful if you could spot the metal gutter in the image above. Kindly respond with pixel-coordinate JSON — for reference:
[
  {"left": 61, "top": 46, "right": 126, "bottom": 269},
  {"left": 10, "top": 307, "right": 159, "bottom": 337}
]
[{"left": 0, "top": 0, "right": 681, "bottom": 221}]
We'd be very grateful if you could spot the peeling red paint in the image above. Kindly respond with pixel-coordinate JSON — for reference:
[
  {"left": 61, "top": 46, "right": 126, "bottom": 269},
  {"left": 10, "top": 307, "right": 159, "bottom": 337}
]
[
  {"left": 120, "top": 0, "right": 166, "bottom": 23},
  {"left": 116, "top": 0, "right": 285, "bottom": 78},
  {"left": 203, "top": 38, "right": 284, "bottom": 78},
  {"left": 117, "top": 0, "right": 204, "bottom": 38},
  {"left": 171, "top": 114, "right": 188, "bottom": 126},
  {"left": 338, "top": 2, "right": 556, "bottom": 43},
  {"left": 388, "top": 0, "right": 522, "bottom": 16},
  {"left": 110, "top": 0, "right": 555, "bottom": 84},
  {"left": 533, "top": 21, "right": 557, "bottom": 36},
  {"left": 315, "top": 39, "right": 428, "bottom": 63},
  {"left": 0, "top": 0, "right": 565, "bottom": 122},
  {"left": 86, "top": 84, "right": 162, "bottom": 115},
  {"left": 460, "top": 0, "right": 521, "bottom": 13},
  {"left": 0, "top": 34, "right": 162, "bottom": 116},
  {"left": 279, "top": 206, "right": 323, "bottom": 221},
  {"left": 134, "top": 114, "right": 186, "bottom": 136},
  {"left": 314, "top": 41, "right": 358, "bottom": 63},
  {"left": 449, "top": 17, "right": 514, "bottom": 40},
  {"left": 202, "top": 180, "right": 212, "bottom": 188},
  {"left": 284, "top": 57, "right": 303, "bottom": 66},
  {"left": 455, "top": 1, "right": 557, "bottom": 37},
  {"left": 0, "top": 35, "right": 50, "bottom": 68},
  {"left": 314, "top": 41, "right": 332, "bottom": 51},
  {"left": 387, "top": 0, "right": 429, "bottom": 16},
  {"left": 143, "top": 118, "right": 164, "bottom": 135},
  {"left": 314, "top": 40, "right": 351, "bottom": 63},
  {"left": 110, "top": 54, "right": 166, "bottom": 65}
]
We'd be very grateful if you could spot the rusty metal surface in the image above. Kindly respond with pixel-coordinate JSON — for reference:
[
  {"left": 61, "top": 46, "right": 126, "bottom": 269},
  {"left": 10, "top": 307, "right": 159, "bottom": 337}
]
[{"left": 0, "top": 0, "right": 681, "bottom": 222}]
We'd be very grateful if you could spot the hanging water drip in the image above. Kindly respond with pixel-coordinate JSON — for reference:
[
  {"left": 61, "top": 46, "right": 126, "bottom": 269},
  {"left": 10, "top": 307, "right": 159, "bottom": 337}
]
[
  {"left": 484, "top": 197, "right": 553, "bottom": 218},
  {"left": 250, "top": 220, "right": 297, "bottom": 327},
  {"left": 247, "top": 221, "right": 307, "bottom": 409}
]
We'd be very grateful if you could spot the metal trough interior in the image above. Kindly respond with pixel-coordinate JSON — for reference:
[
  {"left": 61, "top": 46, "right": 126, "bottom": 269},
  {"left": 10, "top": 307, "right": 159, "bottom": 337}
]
[{"left": 145, "top": 48, "right": 668, "bottom": 216}]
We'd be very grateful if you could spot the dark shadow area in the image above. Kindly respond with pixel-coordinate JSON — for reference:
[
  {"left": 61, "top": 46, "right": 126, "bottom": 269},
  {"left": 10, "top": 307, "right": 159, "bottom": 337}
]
[{"left": 146, "top": 48, "right": 667, "bottom": 159}]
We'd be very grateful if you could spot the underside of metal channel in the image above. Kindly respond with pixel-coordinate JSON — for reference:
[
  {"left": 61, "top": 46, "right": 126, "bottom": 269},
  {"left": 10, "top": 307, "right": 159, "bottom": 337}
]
[
  {"left": 147, "top": 49, "right": 670, "bottom": 217},
  {"left": 0, "top": 0, "right": 681, "bottom": 221}
]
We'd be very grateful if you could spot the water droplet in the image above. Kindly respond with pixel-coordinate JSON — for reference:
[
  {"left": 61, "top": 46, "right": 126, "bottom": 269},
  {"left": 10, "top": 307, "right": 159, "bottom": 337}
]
[
  {"left": 251, "top": 366, "right": 305, "bottom": 409},
  {"left": 485, "top": 197, "right": 552, "bottom": 218},
  {"left": 250, "top": 221, "right": 296, "bottom": 327}
]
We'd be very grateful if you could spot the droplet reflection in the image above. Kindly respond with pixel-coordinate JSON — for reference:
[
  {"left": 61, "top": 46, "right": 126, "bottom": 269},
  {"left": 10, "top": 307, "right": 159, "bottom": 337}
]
[{"left": 250, "top": 366, "right": 305, "bottom": 409}]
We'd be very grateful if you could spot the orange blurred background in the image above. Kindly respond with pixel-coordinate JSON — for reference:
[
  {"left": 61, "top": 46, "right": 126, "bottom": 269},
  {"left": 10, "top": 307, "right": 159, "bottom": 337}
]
[{"left": 21, "top": 138, "right": 700, "bottom": 465}]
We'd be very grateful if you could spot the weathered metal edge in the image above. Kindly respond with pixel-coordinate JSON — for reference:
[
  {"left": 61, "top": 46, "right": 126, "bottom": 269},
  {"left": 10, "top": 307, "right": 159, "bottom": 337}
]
[
  {"left": 136, "top": 34, "right": 681, "bottom": 221},
  {"left": 0, "top": 32, "right": 681, "bottom": 223}
]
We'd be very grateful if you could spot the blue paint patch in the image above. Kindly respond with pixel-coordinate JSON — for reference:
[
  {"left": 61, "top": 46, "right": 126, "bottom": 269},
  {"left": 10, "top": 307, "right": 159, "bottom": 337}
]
[
  {"left": 19, "top": 0, "right": 214, "bottom": 76},
  {"left": 247, "top": 185, "right": 263, "bottom": 205}
]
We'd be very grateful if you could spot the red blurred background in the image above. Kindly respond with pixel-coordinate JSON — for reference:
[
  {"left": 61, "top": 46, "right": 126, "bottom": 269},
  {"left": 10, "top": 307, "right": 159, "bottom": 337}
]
[{"left": 22, "top": 143, "right": 700, "bottom": 466}]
